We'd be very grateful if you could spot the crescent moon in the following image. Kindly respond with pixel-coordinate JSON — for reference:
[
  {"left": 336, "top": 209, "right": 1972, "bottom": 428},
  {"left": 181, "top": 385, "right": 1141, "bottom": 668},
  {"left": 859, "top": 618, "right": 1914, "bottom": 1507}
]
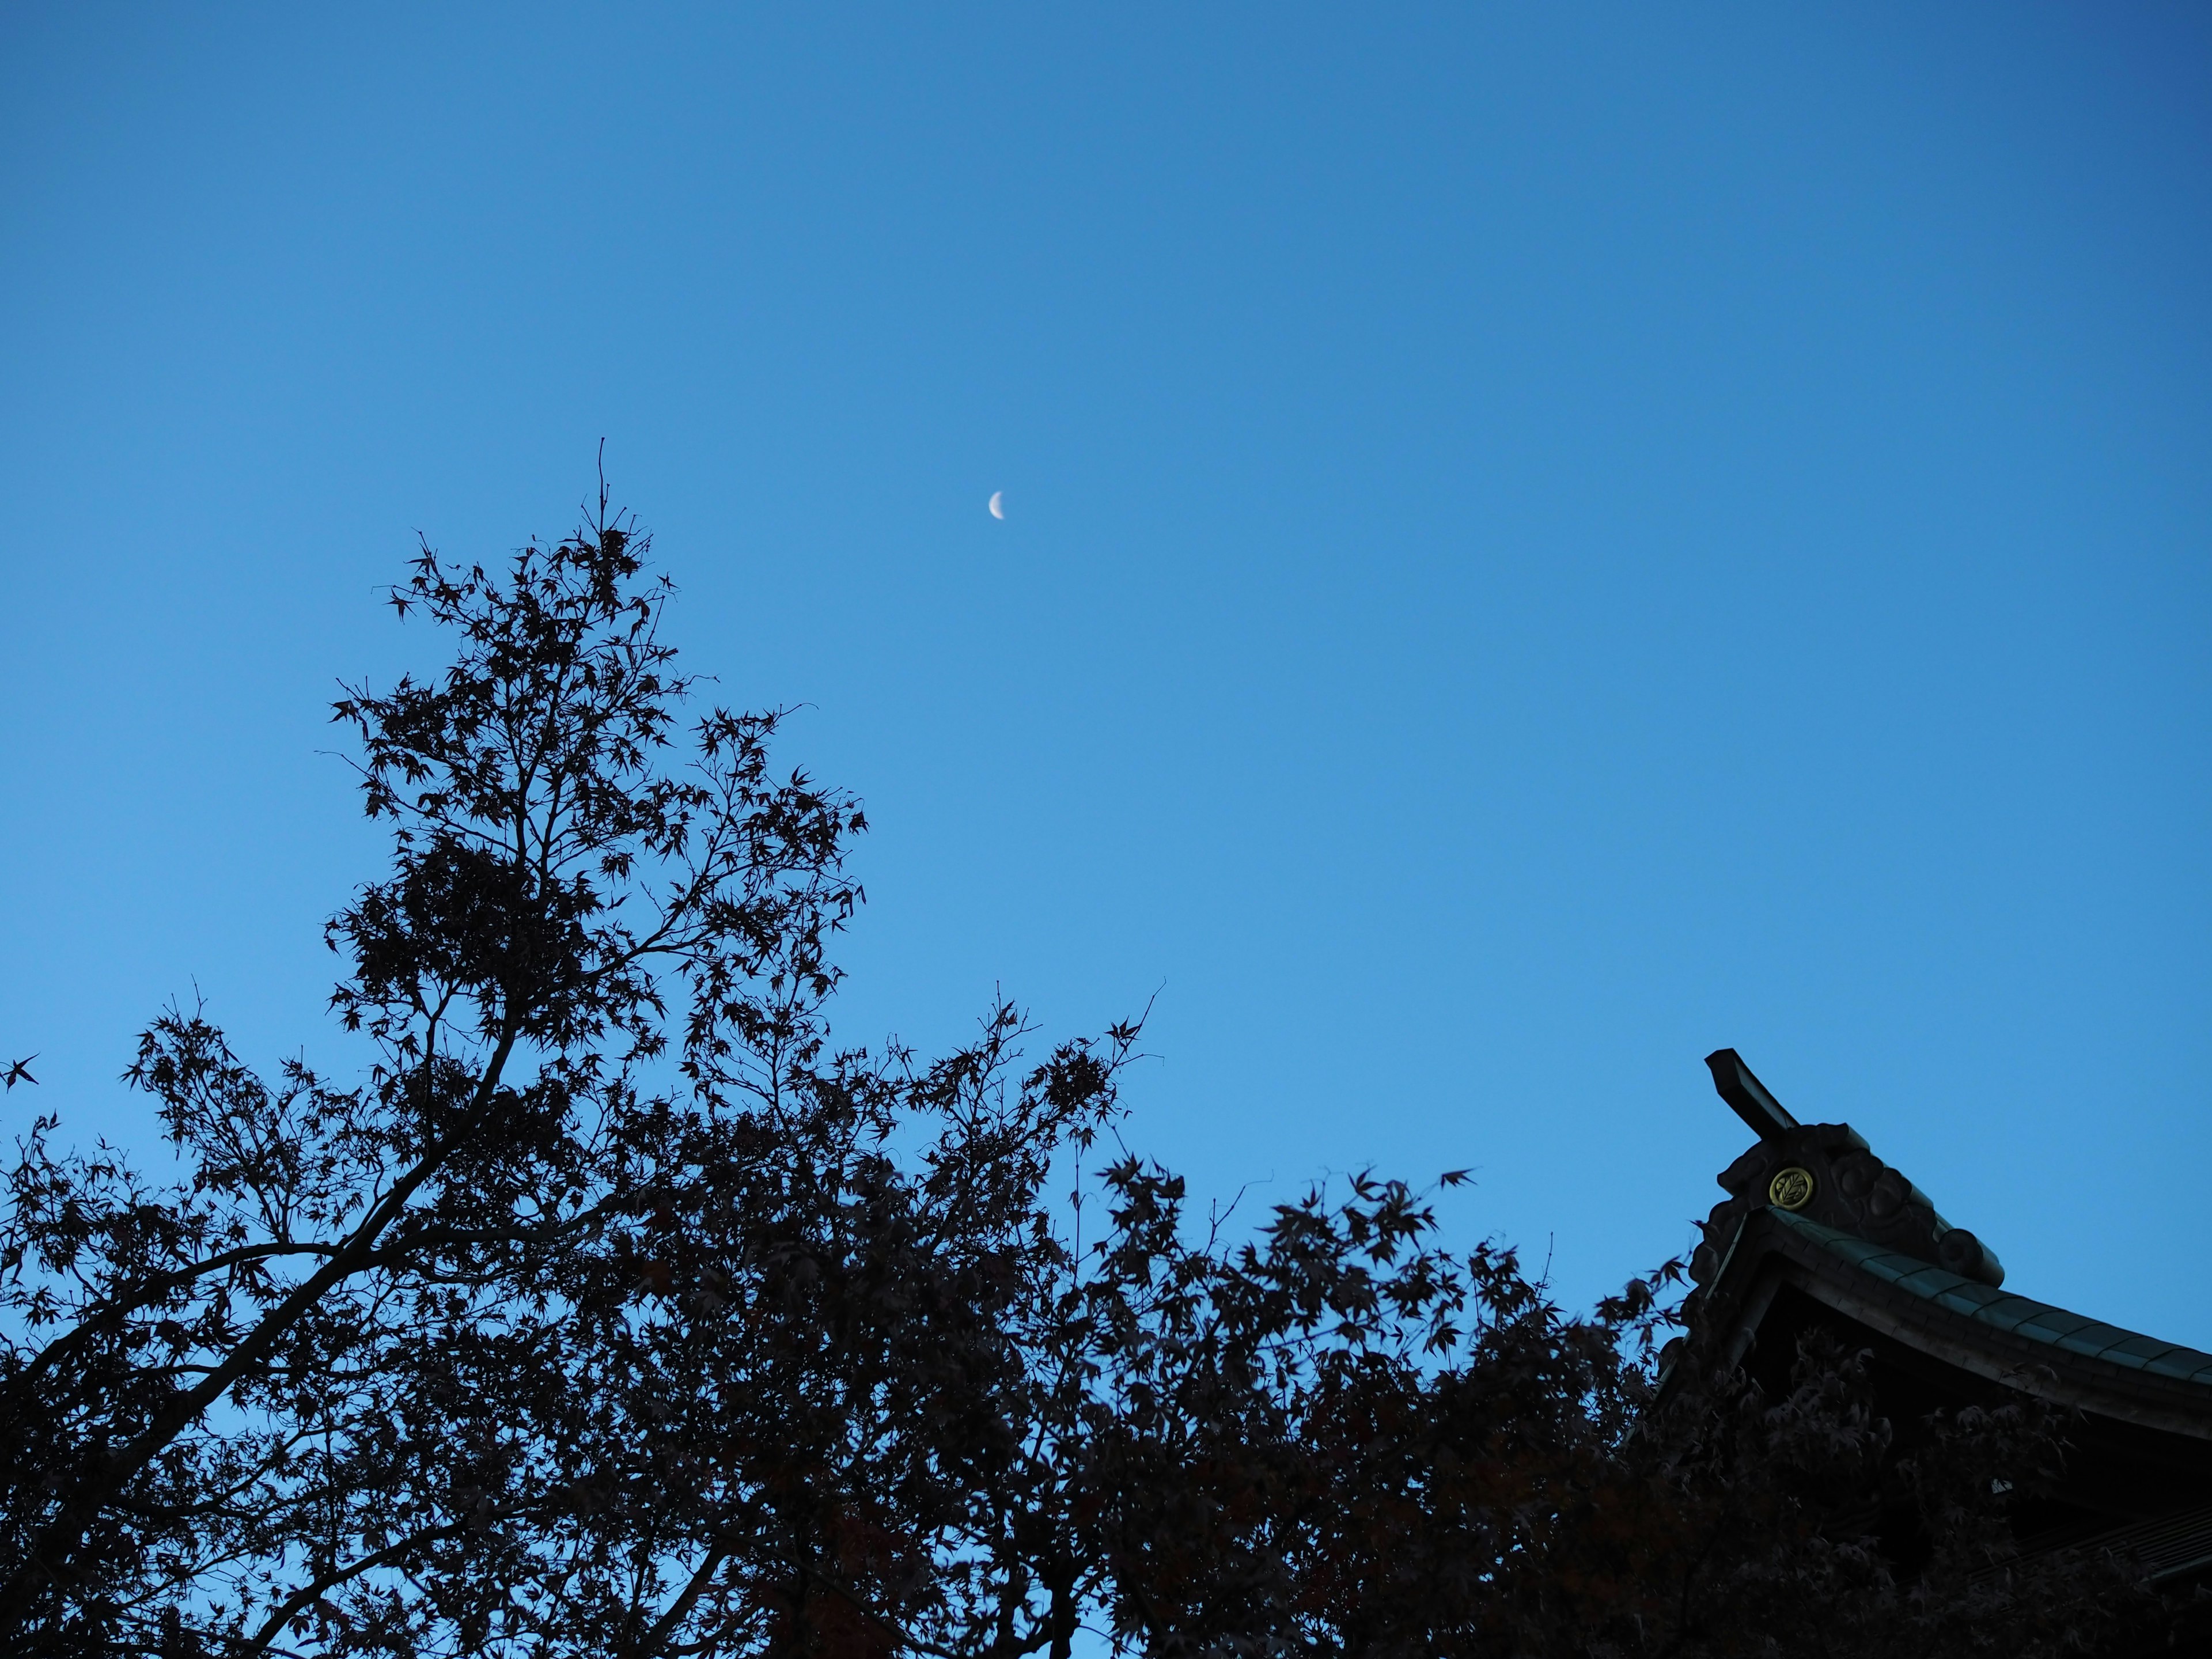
[{"left": 988, "top": 491, "right": 1005, "bottom": 520}]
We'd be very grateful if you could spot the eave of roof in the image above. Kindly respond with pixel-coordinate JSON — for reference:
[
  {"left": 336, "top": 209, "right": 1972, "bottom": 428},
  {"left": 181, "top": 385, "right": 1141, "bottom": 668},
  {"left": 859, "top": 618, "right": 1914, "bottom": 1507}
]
[
  {"left": 1770, "top": 1211, "right": 2212, "bottom": 1389},
  {"left": 1697, "top": 1207, "right": 2212, "bottom": 1441}
]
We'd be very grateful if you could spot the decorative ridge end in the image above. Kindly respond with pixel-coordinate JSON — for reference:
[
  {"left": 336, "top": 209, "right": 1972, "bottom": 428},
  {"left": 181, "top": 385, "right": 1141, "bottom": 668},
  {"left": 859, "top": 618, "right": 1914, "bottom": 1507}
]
[
  {"left": 1682, "top": 1052, "right": 2006, "bottom": 1333},
  {"left": 1705, "top": 1048, "right": 1800, "bottom": 1142}
]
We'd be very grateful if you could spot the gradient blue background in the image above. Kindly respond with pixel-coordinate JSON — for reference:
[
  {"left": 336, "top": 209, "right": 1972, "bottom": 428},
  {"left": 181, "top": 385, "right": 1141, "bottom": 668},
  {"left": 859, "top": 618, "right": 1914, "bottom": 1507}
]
[{"left": 3, "top": 5, "right": 2207, "bottom": 1341}]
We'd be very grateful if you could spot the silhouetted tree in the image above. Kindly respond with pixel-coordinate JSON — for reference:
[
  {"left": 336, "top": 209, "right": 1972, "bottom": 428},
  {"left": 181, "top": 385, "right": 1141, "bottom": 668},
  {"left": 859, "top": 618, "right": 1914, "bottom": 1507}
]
[{"left": 2, "top": 488, "right": 2196, "bottom": 1657}]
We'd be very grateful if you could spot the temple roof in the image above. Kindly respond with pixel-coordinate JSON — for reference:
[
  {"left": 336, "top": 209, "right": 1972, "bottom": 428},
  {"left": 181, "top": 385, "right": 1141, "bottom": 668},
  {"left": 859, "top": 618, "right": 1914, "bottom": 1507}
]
[
  {"left": 1673, "top": 1050, "right": 2212, "bottom": 1593},
  {"left": 1677, "top": 1051, "right": 2212, "bottom": 1441},
  {"left": 1766, "top": 1210, "right": 2212, "bottom": 1391},
  {"left": 1699, "top": 1198, "right": 2212, "bottom": 1442}
]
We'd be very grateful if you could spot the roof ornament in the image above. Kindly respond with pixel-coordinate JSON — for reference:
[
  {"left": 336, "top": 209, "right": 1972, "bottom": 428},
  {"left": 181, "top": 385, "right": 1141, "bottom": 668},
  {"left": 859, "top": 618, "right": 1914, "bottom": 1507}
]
[
  {"left": 1705, "top": 1048, "right": 1800, "bottom": 1141},
  {"left": 1688, "top": 1050, "right": 2005, "bottom": 1299}
]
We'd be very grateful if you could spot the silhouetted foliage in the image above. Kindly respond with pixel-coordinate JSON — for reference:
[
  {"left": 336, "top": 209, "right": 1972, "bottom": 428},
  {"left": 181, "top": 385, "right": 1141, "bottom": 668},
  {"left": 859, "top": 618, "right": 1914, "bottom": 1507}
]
[{"left": 3, "top": 488, "right": 2198, "bottom": 1656}]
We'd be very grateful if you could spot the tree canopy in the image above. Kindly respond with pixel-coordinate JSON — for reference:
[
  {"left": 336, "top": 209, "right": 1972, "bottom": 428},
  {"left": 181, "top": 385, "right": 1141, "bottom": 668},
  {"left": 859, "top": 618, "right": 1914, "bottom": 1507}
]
[{"left": 1, "top": 493, "right": 2195, "bottom": 1657}]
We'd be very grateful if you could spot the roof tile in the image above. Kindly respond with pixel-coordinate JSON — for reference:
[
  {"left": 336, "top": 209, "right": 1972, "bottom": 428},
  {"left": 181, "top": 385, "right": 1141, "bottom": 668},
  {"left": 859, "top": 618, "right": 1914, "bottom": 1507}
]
[{"left": 2097, "top": 1334, "right": 2183, "bottom": 1369}]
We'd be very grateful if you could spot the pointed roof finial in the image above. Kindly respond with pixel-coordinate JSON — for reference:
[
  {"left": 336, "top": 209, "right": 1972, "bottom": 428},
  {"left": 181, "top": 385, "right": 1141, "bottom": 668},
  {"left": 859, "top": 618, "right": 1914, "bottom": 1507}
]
[{"left": 1705, "top": 1048, "right": 1800, "bottom": 1142}]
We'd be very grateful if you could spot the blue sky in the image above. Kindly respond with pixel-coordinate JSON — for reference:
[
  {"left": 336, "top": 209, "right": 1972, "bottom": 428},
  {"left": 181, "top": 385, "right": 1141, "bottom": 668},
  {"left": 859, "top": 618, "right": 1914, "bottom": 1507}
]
[{"left": 3, "top": 4, "right": 2208, "bottom": 1341}]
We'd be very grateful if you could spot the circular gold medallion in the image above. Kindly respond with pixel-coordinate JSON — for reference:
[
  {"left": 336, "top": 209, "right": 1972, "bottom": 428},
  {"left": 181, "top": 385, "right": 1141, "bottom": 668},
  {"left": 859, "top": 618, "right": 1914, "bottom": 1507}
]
[{"left": 1768, "top": 1166, "right": 1816, "bottom": 1211}]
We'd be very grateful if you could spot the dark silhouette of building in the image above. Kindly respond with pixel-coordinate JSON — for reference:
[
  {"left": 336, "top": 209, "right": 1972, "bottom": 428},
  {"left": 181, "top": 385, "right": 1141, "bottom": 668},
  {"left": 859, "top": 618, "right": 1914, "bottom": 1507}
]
[{"left": 1675, "top": 1050, "right": 2212, "bottom": 1588}]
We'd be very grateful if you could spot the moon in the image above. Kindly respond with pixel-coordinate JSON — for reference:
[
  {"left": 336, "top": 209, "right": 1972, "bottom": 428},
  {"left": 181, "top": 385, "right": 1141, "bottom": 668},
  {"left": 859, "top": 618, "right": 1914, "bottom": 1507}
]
[{"left": 987, "top": 491, "right": 1005, "bottom": 520}]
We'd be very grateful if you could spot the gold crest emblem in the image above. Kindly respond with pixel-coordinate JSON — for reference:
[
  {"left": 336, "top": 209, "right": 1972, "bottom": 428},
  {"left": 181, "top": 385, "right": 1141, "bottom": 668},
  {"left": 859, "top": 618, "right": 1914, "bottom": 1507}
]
[{"left": 1768, "top": 1166, "right": 1816, "bottom": 1211}]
